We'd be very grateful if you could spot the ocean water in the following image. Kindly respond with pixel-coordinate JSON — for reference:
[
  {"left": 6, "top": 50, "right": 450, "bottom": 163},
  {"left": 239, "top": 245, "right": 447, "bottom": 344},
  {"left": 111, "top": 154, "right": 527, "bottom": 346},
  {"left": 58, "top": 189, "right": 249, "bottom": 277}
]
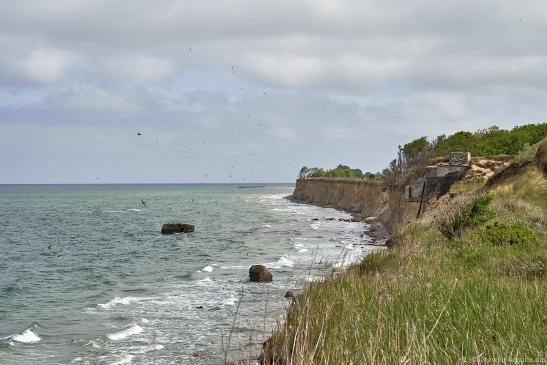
[{"left": 0, "top": 184, "right": 375, "bottom": 364}]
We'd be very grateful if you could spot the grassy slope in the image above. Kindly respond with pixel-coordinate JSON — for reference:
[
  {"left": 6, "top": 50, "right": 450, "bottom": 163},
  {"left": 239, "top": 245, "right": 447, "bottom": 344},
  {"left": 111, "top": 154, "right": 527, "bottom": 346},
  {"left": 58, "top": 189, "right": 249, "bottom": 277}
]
[{"left": 264, "top": 163, "right": 546, "bottom": 364}]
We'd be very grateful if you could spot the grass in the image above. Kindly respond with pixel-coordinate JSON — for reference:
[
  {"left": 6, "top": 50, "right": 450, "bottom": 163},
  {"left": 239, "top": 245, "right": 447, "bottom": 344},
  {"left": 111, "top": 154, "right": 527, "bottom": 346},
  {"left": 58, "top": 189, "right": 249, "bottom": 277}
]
[
  {"left": 450, "top": 179, "right": 486, "bottom": 193},
  {"left": 263, "top": 164, "right": 547, "bottom": 364}
]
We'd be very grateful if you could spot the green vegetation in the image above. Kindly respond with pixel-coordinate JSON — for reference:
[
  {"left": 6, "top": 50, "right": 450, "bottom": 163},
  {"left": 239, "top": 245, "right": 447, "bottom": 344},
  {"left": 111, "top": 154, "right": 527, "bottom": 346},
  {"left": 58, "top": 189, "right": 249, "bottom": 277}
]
[
  {"left": 435, "top": 124, "right": 547, "bottom": 156},
  {"left": 299, "top": 164, "right": 381, "bottom": 179},
  {"left": 298, "top": 123, "right": 546, "bottom": 187},
  {"left": 433, "top": 193, "right": 496, "bottom": 239},
  {"left": 472, "top": 222, "right": 536, "bottom": 246},
  {"left": 265, "top": 148, "right": 547, "bottom": 364},
  {"left": 383, "top": 123, "right": 546, "bottom": 187},
  {"left": 516, "top": 141, "right": 541, "bottom": 162}
]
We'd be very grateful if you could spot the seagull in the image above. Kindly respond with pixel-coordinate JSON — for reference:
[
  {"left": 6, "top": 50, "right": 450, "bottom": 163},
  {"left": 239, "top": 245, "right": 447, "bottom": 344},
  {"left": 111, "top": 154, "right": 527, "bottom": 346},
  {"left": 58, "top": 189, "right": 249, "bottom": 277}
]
[{"left": 137, "top": 132, "right": 142, "bottom": 136}]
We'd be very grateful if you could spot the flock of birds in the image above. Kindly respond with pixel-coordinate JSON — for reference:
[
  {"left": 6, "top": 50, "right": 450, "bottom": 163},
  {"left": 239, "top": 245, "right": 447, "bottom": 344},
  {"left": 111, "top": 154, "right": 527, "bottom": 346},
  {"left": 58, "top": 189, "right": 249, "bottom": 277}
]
[{"left": 93, "top": 57, "right": 295, "bottom": 183}]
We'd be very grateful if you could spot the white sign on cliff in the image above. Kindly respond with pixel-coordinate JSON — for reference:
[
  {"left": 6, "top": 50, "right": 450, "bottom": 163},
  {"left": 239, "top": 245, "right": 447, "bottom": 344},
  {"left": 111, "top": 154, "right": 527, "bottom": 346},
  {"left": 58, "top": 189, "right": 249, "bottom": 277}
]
[{"left": 449, "top": 152, "right": 471, "bottom": 166}]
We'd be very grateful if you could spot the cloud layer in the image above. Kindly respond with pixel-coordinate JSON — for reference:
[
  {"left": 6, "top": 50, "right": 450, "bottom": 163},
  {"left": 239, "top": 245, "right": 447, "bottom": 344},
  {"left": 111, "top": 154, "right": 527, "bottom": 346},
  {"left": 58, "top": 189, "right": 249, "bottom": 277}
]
[{"left": 1, "top": 1, "right": 546, "bottom": 182}]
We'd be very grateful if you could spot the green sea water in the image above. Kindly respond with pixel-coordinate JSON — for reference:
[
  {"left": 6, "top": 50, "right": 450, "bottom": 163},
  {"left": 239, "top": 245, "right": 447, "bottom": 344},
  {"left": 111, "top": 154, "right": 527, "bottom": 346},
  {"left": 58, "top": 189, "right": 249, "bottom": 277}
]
[{"left": 0, "top": 184, "right": 371, "bottom": 364}]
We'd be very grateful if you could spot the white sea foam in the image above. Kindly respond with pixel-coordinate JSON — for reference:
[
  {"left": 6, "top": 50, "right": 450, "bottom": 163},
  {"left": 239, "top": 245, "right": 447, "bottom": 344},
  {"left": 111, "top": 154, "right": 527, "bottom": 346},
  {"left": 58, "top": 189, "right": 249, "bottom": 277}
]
[
  {"left": 11, "top": 329, "right": 41, "bottom": 343},
  {"left": 141, "top": 318, "right": 150, "bottom": 324},
  {"left": 127, "top": 208, "right": 142, "bottom": 212},
  {"left": 147, "top": 344, "right": 164, "bottom": 351},
  {"left": 133, "top": 343, "right": 165, "bottom": 354},
  {"left": 310, "top": 222, "right": 321, "bottom": 230},
  {"left": 107, "top": 324, "right": 143, "bottom": 341},
  {"left": 199, "top": 277, "right": 212, "bottom": 283},
  {"left": 96, "top": 296, "right": 143, "bottom": 309},
  {"left": 103, "top": 210, "right": 125, "bottom": 213},
  {"left": 223, "top": 297, "right": 238, "bottom": 305},
  {"left": 202, "top": 265, "right": 214, "bottom": 273},
  {"left": 298, "top": 248, "right": 309, "bottom": 253},
  {"left": 262, "top": 224, "right": 271, "bottom": 228},
  {"left": 111, "top": 354, "right": 134, "bottom": 365},
  {"left": 265, "top": 256, "right": 295, "bottom": 269},
  {"left": 84, "top": 340, "right": 101, "bottom": 349},
  {"left": 220, "top": 265, "right": 246, "bottom": 269}
]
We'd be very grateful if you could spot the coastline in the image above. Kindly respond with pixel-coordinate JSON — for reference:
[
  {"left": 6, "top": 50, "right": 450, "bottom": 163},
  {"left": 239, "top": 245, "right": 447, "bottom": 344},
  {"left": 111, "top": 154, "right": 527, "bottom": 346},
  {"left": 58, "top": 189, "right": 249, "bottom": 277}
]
[
  {"left": 287, "top": 187, "right": 393, "bottom": 246},
  {"left": 247, "top": 193, "right": 391, "bottom": 363},
  {"left": 259, "top": 141, "right": 547, "bottom": 364}
]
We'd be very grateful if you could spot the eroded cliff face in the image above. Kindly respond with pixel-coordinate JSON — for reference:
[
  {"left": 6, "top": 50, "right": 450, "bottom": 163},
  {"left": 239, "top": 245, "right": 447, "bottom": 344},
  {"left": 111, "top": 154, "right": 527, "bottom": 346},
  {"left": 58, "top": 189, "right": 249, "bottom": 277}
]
[{"left": 293, "top": 178, "right": 419, "bottom": 229}]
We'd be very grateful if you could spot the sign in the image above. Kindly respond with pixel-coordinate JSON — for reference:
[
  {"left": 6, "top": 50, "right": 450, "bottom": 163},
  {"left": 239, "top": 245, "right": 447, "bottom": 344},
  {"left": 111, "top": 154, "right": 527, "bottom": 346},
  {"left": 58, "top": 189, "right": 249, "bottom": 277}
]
[{"left": 449, "top": 152, "right": 471, "bottom": 166}]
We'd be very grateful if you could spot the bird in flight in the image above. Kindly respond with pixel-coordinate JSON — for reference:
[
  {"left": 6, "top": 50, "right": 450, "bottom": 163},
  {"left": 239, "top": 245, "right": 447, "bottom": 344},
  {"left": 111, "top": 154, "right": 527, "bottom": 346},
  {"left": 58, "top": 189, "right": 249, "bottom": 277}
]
[
  {"left": 141, "top": 199, "right": 146, "bottom": 207},
  {"left": 137, "top": 132, "right": 142, "bottom": 136}
]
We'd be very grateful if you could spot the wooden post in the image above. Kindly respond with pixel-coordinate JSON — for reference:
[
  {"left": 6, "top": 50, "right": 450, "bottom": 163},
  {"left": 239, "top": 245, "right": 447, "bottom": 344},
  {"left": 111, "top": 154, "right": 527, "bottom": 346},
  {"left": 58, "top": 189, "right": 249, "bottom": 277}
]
[{"left": 417, "top": 178, "right": 427, "bottom": 217}]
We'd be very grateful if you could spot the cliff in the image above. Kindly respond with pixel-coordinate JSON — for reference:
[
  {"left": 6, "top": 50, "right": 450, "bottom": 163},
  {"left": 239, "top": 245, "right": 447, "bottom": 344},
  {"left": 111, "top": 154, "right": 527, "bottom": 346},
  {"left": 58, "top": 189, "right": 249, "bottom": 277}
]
[{"left": 292, "top": 178, "right": 419, "bottom": 229}]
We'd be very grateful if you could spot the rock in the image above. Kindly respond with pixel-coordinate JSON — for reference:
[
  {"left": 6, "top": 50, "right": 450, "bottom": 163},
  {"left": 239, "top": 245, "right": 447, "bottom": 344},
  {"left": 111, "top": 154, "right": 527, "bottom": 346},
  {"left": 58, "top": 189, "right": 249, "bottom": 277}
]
[
  {"left": 534, "top": 136, "right": 547, "bottom": 173},
  {"left": 249, "top": 265, "right": 272, "bottom": 282},
  {"left": 161, "top": 223, "right": 195, "bottom": 234},
  {"left": 311, "top": 218, "right": 319, "bottom": 221},
  {"left": 284, "top": 290, "right": 296, "bottom": 300},
  {"left": 195, "top": 305, "right": 204, "bottom": 309}
]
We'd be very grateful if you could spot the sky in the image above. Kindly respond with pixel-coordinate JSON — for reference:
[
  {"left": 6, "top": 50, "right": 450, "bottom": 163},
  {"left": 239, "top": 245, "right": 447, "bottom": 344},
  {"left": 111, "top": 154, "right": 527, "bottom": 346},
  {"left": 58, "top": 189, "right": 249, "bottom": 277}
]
[{"left": 1, "top": 0, "right": 547, "bottom": 183}]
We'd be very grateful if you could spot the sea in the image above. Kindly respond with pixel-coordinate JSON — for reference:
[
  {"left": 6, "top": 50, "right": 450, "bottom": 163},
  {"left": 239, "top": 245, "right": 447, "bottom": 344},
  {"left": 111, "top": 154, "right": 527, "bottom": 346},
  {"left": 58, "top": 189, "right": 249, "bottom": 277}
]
[{"left": 0, "top": 184, "right": 376, "bottom": 364}]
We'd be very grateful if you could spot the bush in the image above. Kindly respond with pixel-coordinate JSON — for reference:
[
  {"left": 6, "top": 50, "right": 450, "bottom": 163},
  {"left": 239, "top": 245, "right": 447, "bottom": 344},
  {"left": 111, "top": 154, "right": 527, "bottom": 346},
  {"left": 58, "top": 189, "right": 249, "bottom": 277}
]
[
  {"left": 475, "top": 222, "right": 536, "bottom": 246},
  {"left": 434, "top": 193, "right": 496, "bottom": 238},
  {"left": 434, "top": 123, "right": 547, "bottom": 157},
  {"left": 298, "top": 164, "right": 374, "bottom": 179},
  {"left": 515, "top": 142, "right": 540, "bottom": 162}
]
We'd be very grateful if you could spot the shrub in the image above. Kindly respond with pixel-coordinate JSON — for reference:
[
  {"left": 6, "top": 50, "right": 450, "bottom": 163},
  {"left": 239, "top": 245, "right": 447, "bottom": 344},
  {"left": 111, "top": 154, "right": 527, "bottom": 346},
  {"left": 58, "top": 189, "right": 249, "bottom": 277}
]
[
  {"left": 475, "top": 222, "right": 536, "bottom": 246},
  {"left": 434, "top": 193, "right": 496, "bottom": 238},
  {"left": 515, "top": 142, "right": 540, "bottom": 162},
  {"left": 434, "top": 123, "right": 547, "bottom": 157}
]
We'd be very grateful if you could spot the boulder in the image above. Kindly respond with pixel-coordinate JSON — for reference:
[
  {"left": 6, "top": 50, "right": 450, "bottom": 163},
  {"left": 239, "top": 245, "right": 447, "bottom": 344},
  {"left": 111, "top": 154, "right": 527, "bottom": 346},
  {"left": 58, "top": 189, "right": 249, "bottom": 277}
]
[
  {"left": 161, "top": 223, "right": 195, "bottom": 234},
  {"left": 284, "top": 290, "right": 296, "bottom": 300},
  {"left": 249, "top": 265, "right": 272, "bottom": 282}
]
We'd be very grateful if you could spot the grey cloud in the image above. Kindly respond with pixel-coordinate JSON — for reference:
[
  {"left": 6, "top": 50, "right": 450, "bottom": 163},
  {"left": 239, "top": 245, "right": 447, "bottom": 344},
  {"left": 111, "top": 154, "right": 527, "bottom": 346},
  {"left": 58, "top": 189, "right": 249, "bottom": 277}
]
[{"left": 0, "top": 1, "right": 546, "bottom": 183}]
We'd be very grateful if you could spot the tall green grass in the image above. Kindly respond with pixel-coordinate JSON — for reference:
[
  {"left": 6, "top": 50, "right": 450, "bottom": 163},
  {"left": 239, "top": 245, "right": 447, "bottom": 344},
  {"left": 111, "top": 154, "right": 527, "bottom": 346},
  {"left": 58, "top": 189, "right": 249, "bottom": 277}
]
[{"left": 263, "top": 165, "right": 547, "bottom": 364}]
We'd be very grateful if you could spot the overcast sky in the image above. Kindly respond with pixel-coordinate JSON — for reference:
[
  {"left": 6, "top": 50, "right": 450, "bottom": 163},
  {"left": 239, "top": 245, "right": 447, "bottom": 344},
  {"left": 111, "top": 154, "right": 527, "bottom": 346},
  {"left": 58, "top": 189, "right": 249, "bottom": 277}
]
[{"left": 1, "top": 1, "right": 546, "bottom": 183}]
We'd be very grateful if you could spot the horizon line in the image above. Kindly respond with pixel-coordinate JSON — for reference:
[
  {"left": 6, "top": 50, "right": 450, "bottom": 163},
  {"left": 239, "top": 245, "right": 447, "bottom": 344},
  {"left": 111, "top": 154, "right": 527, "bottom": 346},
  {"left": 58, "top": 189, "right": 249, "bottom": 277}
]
[{"left": 0, "top": 182, "right": 295, "bottom": 185}]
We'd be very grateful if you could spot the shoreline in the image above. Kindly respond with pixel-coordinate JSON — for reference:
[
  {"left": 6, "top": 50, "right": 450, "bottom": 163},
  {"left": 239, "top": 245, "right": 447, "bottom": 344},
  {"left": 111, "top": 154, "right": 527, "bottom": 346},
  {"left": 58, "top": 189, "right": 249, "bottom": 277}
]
[
  {"left": 287, "top": 194, "right": 391, "bottom": 246},
  {"left": 249, "top": 195, "right": 390, "bottom": 363}
]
